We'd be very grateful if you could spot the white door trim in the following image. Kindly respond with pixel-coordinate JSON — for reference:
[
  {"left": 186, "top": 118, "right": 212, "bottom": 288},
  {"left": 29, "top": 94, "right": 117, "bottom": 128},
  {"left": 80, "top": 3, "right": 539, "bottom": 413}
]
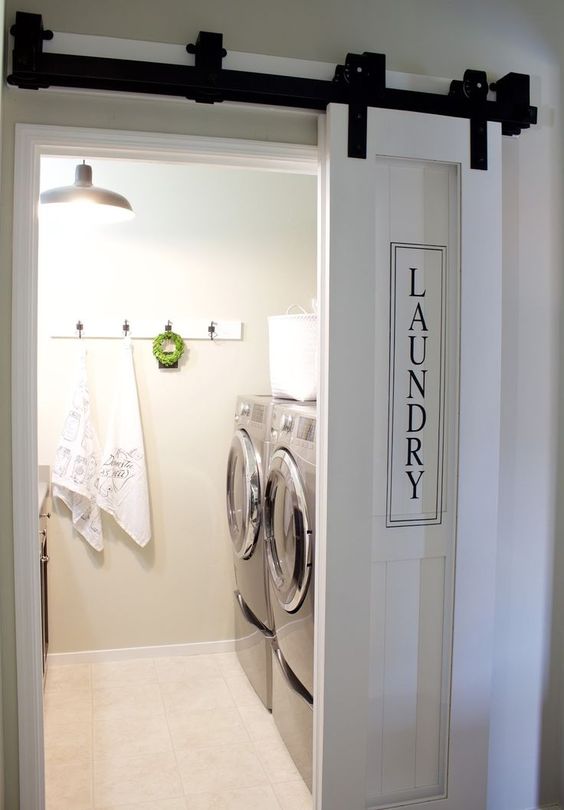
[{"left": 12, "top": 122, "right": 318, "bottom": 810}]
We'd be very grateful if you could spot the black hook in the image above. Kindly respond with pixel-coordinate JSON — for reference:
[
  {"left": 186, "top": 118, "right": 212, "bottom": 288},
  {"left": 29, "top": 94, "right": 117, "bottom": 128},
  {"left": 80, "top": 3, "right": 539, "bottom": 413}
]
[
  {"left": 208, "top": 320, "right": 217, "bottom": 340},
  {"left": 165, "top": 320, "right": 172, "bottom": 333},
  {"left": 76, "top": 320, "right": 83, "bottom": 339},
  {"left": 122, "top": 319, "right": 130, "bottom": 335}
]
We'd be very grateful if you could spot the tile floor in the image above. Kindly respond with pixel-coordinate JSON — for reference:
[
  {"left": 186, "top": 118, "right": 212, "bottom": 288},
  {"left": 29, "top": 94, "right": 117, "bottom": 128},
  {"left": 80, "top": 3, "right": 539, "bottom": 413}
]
[{"left": 44, "top": 652, "right": 312, "bottom": 810}]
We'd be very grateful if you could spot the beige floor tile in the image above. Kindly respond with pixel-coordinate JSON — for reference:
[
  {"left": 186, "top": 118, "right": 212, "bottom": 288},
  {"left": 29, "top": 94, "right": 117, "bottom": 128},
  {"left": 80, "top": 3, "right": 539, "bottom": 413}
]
[
  {"left": 176, "top": 743, "right": 269, "bottom": 794},
  {"left": 46, "top": 798, "right": 92, "bottom": 810},
  {"left": 93, "top": 750, "right": 183, "bottom": 807},
  {"left": 94, "top": 711, "right": 172, "bottom": 759},
  {"left": 155, "top": 655, "right": 221, "bottom": 683},
  {"left": 224, "top": 671, "right": 264, "bottom": 708},
  {"left": 45, "top": 756, "right": 93, "bottom": 809},
  {"left": 91, "top": 658, "right": 158, "bottom": 689},
  {"left": 168, "top": 706, "right": 250, "bottom": 751},
  {"left": 254, "top": 738, "right": 300, "bottom": 784},
  {"left": 212, "top": 652, "right": 244, "bottom": 678},
  {"left": 184, "top": 785, "right": 282, "bottom": 810},
  {"left": 161, "top": 677, "right": 234, "bottom": 714},
  {"left": 93, "top": 683, "right": 165, "bottom": 718},
  {"left": 45, "top": 663, "right": 92, "bottom": 693},
  {"left": 43, "top": 653, "right": 305, "bottom": 810},
  {"left": 238, "top": 704, "right": 281, "bottom": 743},
  {"left": 96, "top": 799, "right": 187, "bottom": 810},
  {"left": 44, "top": 689, "right": 92, "bottom": 725},
  {"left": 273, "top": 780, "right": 312, "bottom": 810},
  {"left": 44, "top": 718, "right": 92, "bottom": 763}
]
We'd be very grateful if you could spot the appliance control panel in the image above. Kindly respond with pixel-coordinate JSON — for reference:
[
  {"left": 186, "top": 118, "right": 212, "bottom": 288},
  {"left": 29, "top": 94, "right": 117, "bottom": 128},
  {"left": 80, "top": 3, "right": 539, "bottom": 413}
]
[
  {"left": 296, "top": 416, "right": 316, "bottom": 444},
  {"left": 270, "top": 406, "right": 316, "bottom": 454}
]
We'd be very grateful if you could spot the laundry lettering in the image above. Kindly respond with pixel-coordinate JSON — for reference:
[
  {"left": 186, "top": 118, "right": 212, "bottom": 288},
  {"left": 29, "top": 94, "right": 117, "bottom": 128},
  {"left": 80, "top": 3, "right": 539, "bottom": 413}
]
[
  {"left": 406, "top": 267, "right": 427, "bottom": 500},
  {"left": 387, "top": 244, "right": 446, "bottom": 527}
]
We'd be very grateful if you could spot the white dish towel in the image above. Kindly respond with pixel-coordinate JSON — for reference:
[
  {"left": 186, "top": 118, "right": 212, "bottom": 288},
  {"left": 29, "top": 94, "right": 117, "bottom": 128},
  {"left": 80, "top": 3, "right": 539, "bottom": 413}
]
[
  {"left": 52, "top": 347, "right": 104, "bottom": 551},
  {"left": 96, "top": 337, "right": 151, "bottom": 547}
]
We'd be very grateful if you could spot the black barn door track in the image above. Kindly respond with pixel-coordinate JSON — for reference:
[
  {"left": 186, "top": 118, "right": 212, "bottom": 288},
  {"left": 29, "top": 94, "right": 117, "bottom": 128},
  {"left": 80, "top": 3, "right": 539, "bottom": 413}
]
[{"left": 8, "top": 11, "right": 538, "bottom": 169}]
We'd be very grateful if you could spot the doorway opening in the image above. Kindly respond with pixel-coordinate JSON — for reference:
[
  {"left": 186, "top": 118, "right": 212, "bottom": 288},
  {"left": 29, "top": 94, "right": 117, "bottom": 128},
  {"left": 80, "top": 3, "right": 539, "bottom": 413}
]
[{"left": 15, "top": 126, "right": 320, "bottom": 809}]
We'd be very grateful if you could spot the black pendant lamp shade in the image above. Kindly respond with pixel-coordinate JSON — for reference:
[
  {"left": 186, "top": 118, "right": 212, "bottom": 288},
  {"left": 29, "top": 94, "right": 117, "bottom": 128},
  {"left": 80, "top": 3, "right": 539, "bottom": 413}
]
[{"left": 40, "top": 161, "right": 134, "bottom": 223}]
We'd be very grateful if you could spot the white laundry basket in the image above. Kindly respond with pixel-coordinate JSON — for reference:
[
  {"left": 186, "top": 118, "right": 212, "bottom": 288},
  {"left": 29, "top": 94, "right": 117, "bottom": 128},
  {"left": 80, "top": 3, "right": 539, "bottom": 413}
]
[{"left": 268, "top": 305, "right": 317, "bottom": 402}]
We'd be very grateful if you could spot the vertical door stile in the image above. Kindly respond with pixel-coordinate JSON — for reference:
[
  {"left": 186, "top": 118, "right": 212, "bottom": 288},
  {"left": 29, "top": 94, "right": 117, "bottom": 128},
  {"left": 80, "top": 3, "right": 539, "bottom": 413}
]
[{"left": 314, "top": 107, "right": 374, "bottom": 810}]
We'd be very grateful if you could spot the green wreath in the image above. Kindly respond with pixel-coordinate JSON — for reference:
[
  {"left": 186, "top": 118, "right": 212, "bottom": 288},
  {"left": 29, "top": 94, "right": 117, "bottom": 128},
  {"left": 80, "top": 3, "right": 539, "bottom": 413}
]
[{"left": 152, "top": 331, "right": 185, "bottom": 367}]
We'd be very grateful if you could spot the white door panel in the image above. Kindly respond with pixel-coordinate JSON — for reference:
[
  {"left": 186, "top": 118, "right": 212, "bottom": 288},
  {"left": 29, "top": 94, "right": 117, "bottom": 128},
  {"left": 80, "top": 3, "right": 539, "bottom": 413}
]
[
  {"left": 316, "top": 104, "right": 501, "bottom": 810},
  {"left": 368, "top": 157, "right": 458, "bottom": 808}
]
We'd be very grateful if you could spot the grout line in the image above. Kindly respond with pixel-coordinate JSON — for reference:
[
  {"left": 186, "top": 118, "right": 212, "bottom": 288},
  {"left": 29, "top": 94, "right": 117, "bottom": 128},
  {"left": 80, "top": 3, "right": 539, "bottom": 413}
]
[
  {"left": 231, "top": 701, "right": 254, "bottom": 747},
  {"left": 158, "top": 656, "right": 190, "bottom": 802},
  {"left": 218, "top": 654, "right": 308, "bottom": 805},
  {"left": 230, "top": 683, "right": 302, "bottom": 806},
  {"left": 203, "top": 660, "right": 282, "bottom": 801}
]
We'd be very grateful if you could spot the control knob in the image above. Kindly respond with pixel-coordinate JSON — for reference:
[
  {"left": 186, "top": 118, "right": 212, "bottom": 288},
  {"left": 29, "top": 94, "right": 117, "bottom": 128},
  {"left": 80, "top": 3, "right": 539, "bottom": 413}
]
[{"left": 281, "top": 414, "right": 294, "bottom": 432}]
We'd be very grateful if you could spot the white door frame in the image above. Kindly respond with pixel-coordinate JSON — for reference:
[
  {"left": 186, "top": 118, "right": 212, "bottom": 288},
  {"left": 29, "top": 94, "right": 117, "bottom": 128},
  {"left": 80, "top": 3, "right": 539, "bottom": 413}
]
[{"left": 11, "top": 123, "right": 319, "bottom": 809}]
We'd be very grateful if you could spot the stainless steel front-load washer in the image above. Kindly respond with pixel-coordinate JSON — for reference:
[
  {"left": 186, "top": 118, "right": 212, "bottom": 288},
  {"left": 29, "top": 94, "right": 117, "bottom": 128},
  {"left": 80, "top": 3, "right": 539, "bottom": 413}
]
[
  {"left": 226, "top": 395, "right": 275, "bottom": 710},
  {"left": 265, "top": 402, "right": 316, "bottom": 788}
]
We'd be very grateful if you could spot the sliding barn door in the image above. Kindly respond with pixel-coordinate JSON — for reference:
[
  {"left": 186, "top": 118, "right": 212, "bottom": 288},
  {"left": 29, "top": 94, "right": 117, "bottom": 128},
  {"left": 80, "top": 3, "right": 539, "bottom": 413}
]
[{"left": 315, "top": 104, "right": 501, "bottom": 810}]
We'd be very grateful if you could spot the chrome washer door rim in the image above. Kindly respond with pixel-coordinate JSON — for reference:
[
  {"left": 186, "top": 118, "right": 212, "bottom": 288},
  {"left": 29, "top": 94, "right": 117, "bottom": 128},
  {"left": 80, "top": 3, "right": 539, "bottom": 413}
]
[
  {"left": 265, "top": 448, "right": 312, "bottom": 613},
  {"left": 226, "top": 429, "right": 261, "bottom": 559}
]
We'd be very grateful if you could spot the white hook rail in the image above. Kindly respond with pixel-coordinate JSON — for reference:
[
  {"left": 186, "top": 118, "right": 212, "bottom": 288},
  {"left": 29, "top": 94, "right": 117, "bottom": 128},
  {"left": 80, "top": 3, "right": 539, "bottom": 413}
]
[{"left": 50, "top": 318, "right": 243, "bottom": 341}]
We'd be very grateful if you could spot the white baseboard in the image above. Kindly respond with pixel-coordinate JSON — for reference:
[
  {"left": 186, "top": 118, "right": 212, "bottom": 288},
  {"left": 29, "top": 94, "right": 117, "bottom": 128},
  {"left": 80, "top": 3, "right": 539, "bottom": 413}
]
[{"left": 47, "top": 638, "right": 236, "bottom": 666}]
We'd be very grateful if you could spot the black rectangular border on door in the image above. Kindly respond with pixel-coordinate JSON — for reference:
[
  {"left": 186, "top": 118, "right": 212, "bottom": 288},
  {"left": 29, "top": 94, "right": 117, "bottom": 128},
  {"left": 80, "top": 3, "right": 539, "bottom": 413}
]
[{"left": 386, "top": 242, "right": 447, "bottom": 528}]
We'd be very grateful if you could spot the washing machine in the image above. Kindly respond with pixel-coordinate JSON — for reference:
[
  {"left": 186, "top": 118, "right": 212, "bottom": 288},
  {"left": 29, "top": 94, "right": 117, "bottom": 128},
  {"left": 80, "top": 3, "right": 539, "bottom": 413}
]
[
  {"left": 226, "top": 395, "right": 275, "bottom": 710},
  {"left": 265, "top": 402, "right": 316, "bottom": 788}
]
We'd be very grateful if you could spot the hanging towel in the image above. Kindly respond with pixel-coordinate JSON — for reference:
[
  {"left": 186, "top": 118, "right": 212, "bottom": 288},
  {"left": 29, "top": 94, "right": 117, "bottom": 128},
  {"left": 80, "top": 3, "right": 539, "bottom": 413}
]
[
  {"left": 96, "top": 337, "right": 151, "bottom": 547},
  {"left": 52, "top": 347, "right": 104, "bottom": 551}
]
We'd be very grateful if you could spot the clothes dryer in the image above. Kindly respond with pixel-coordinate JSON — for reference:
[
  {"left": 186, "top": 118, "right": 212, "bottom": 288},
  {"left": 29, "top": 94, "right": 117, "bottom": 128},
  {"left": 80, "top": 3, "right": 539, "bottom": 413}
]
[
  {"left": 226, "top": 395, "right": 275, "bottom": 709},
  {"left": 265, "top": 402, "right": 316, "bottom": 788}
]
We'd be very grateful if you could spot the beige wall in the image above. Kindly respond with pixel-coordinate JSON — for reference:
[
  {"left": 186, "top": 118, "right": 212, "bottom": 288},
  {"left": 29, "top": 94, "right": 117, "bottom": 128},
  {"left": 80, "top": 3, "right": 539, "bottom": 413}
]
[
  {"left": 0, "top": 0, "right": 5, "bottom": 801},
  {"left": 37, "top": 156, "right": 316, "bottom": 653},
  {"left": 2, "top": 1, "right": 563, "bottom": 808}
]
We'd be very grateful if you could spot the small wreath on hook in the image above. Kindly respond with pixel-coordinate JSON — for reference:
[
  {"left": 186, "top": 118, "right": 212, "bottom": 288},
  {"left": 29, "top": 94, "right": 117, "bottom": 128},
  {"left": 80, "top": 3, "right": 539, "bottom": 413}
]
[{"left": 152, "top": 330, "right": 185, "bottom": 367}]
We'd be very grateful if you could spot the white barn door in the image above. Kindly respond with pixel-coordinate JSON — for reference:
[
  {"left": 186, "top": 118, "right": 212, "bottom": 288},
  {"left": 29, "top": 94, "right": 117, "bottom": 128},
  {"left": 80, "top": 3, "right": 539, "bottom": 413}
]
[{"left": 315, "top": 104, "right": 501, "bottom": 810}]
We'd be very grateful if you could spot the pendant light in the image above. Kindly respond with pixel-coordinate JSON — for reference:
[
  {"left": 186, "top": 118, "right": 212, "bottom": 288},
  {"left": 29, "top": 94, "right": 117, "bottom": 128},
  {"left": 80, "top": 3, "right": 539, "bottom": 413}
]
[{"left": 39, "top": 161, "right": 134, "bottom": 224}]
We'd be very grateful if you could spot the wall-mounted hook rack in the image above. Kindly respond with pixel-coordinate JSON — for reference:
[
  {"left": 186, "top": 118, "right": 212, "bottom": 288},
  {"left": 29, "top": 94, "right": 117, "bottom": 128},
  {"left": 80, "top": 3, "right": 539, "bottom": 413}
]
[{"left": 52, "top": 319, "right": 242, "bottom": 341}]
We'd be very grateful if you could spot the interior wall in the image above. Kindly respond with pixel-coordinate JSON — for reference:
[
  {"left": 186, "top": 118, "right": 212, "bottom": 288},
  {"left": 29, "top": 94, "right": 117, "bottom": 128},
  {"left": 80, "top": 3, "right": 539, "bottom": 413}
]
[
  {"left": 0, "top": 0, "right": 5, "bottom": 801},
  {"left": 2, "top": 1, "right": 563, "bottom": 808},
  {"left": 37, "top": 156, "right": 316, "bottom": 653}
]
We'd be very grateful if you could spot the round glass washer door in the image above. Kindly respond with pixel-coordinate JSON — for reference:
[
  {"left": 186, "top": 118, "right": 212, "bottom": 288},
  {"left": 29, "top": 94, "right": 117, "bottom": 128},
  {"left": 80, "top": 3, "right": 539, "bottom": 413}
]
[
  {"left": 226, "top": 429, "right": 261, "bottom": 559},
  {"left": 265, "top": 448, "right": 312, "bottom": 613}
]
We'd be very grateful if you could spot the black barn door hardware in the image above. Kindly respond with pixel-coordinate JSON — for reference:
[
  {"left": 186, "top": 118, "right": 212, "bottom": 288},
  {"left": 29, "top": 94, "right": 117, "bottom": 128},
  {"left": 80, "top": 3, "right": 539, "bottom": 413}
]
[{"left": 7, "top": 11, "right": 537, "bottom": 169}]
